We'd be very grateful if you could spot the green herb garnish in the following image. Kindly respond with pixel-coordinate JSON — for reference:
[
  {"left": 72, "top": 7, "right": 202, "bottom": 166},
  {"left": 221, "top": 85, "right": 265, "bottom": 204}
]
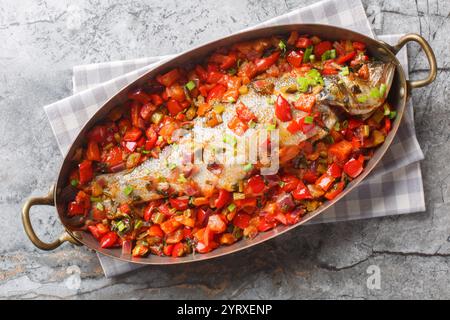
[
  {"left": 123, "top": 185, "right": 133, "bottom": 196},
  {"left": 278, "top": 40, "right": 287, "bottom": 53},
  {"left": 185, "top": 80, "right": 196, "bottom": 91},
  {"left": 389, "top": 111, "right": 397, "bottom": 119},
  {"left": 227, "top": 203, "right": 236, "bottom": 212},
  {"left": 303, "top": 116, "right": 314, "bottom": 124}
]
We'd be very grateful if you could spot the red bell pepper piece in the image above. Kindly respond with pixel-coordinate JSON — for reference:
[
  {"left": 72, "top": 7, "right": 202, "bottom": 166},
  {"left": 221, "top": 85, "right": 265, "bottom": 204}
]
[
  {"left": 234, "top": 197, "right": 257, "bottom": 208},
  {"left": 156, "top": 69, "right": 181, "bottom": 87},
  {"left": 105, "top": 146, "right": 123, "bottom": 168},
  {"left": 287, "top": 119, "right": 301, "bottom": 134},
  {"left": 100, "top": 231, "right": 118, "bottom": 248},
  {"left": 232, "top": 213, "right": 251, "bottom": 229},
  {"left": 296, "top": 37, "right": 312, "bottom": 49},
  {"left": 206, "top": 84, "right": 227, "bottom": 103},
  {"left": 169, "top": 196, "right": 190, "bottom": 211},
  {"left": 254, "top": 51, "right": 280, "bottom": 73},
  {"left": 166, "top": 84, "right": 186, "bottom": 102},
  {"left": 324, "top": 181, "right": 345, "bottom": 200},
  {"left": 86, "top": 141, "right": 101, "bottom": 161},
  {"left": 328, "top": 140, "right": 353, "bottom": 163},
  {"left": 287, "top": 50, "right": 304, "bottom": 68},
  {"left": 140, "top": 102, "right": 156, "bottom": 120},
  {"left": 294, "top": 94, "right": 316, "bottom": 113},
  {"left": 280, "top": 174, "right": 300, "bottom": 192},
  {"left": 343, "top": 157, "right": 364, "bottom": 178},
  {"left": 275, "top": 94, "right": 292, "bottom": 122},
  {"left": 246, "top": 175, "right": 266, "bottom": 194},
  {"left": 352, "top": 41, "right": 366, "bottom": 51},
  {"left": 327, "top": 163, "right": 342, "bottom": 178},
  {"left": 128, "top": 89, "right": 152, "bottom": 104},
  {"left": 314, "top": 41, "right": 333, "bottom": 58},
  {"left": 292, "top": 181, "right": 313, "bottom": 200},
  {"left": 315, "top": 173, "right": 335, "bottom": 192},
  {"left": 214, "top": 189, "right": 231, "bottom": 209},
  {"left": 336, "top": 51, "right": 356, "bottom": 65},
  {"left": 68, "top": 201, "right": 85, "bottom": 216},
  {"left": 78, "top": 160, "right": 93, "bottom": 184},
  {"left": 172, "top": 242, "right": 185, "bottom": 257},
  {"left": 235, "top": 102, "right": 257, "bottom": 123},
  {"left": 163, "top": 244, "right": 174, "bottom": 256},
  {"left": 207, "top": 214, "right": 227, "bottom": 233},
  {"left": 167, "top": 98, "right": 184, "bottom": 116},
  {"left": 123, "top": 127, "right": 143, "bottom": 142},
  {"left": 257, "top": 217, "right": 277, "bottom": 232},
  {"left": 148, "top": 225, "right": 164, "bottom": 238},
  {"left": 87, "top": 125, "right": 107, "bottom": 143}
]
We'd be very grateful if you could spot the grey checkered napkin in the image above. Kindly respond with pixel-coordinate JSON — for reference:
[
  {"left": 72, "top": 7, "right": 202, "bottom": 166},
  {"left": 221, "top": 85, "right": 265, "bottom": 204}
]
[{"left": 43, "top": 0, "right": 425, "bottom": 277}]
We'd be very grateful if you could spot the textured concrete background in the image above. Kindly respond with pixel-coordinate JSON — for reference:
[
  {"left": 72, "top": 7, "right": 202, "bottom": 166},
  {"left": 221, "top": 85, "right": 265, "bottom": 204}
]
[{"left": 0, "top": 0, "right": 449, "bottom": 299}]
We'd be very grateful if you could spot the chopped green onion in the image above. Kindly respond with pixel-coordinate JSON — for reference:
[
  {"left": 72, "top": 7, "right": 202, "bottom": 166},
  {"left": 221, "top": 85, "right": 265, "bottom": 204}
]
[
  {"left": 267, "top": 123, "right": 277, "bottom": 131},
  {"left": 70, "top": 179, "right": 79, "bottom": 187},
  {"left": 278, "top": 181, "right": 286, "bottom": 188},
  {"left": 389, "top": 111, "right": 397, "bottom": 119},
  {"left": 334, "top": 122, "right": 340, "bottom": 131},
  {"left": 266, "top": 96, "right": 275, "bottom": 105},
  {"left": 357, "top": 95, "right": 368, "bottom": 103},
  {"left": 303, "top": 46, "right": 313, "bottom": 63},
  {"left": 227, "top": 96, "right": 236, "bottom": 103},
  {"left": 90, "top": 196, "right": 102, "bottom": 202},
  {"left": 306, "top": 69, "right": 324, "bottom": 86},
  {"left": 123, "top": 185, "right": 133, "bottom": 196},
  {"left": 296, "top": 77, "right": 309, "bottom": 92},
  {"left": 96, "top": 202, "right": 104, "bottom": 211},
  {"left": 278, "top": 40, "right": 287, "bottom": 53},
  {"left": 177, "top": 174, "right": 187, "bottom": 183},
  {"left": 342, "top": 120, "right": 349, "bottom": 129},
  {"left": 144, "top": 168, "right": 151, "bottom": 175},
  {"left": 369, "top": 88, "right": 381, "bottom": 99},
  {"left": 379, "top": 83, "right": 387, "bottom": 97},
  {"left": 237, "top": 59, "right": 241, "bottom": 68},
  {"left": 383, "top": 103, "right": 391, "bottom": 115},
  {"left": 233, "top": 192, "right": 245, "bottom": 200},
  {"left": 134, "top": 220, "right": 143, "bottom": 230},
  {"left": 243, "top": 163, "right": 253, "bottom": 172},
  {"left": 168, "top": 163, "right": 177, "bottom": 170},
  {"left": 141, "top": 149, "right": 151, "bottom": 154},
  {"left": 227, "top": 203, "right": 236, "bottom": 212},
  {"left": 303, "top": 116, "right": 314, "bottom": 124},
  {"left": 340, "top": 66, "right": 349, "bottom": 76},
  {"left": 223, "top": 134, "right": 237, "bottom": 146},
  {"left": 362, "top": 125, "right": 370, "bottom": 137},
  {"left": 152, "top": 211, "right": 165, "bottom": 224},
  {"left": 309, "top": 54, "right": 315, "bottom": 62},
  {"left": 248, "top": 120, "right": 256, "bottom": 128},
  {"left": 185, "top": 80, "right": 196, "bottom": 91},
  {"left": 321, "top": 49, "right": 336, "bottom": 61},
  {"left": 116, "top": 220, "right": 127, "bottom": 232}
]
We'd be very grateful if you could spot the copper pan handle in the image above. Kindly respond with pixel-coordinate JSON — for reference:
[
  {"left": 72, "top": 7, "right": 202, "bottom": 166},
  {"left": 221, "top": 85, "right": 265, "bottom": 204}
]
[
  {"left": 388, "top": 33, "right": 437, "bottom": 90},
  {"left": 22, "top": 185, "right": 81, "bottom": 250}
]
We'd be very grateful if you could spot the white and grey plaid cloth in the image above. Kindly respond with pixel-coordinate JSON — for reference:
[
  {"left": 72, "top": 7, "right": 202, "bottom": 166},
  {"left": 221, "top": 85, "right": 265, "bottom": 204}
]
[{"left": 44, "top": 0, "right": 425, "bottom": 277}]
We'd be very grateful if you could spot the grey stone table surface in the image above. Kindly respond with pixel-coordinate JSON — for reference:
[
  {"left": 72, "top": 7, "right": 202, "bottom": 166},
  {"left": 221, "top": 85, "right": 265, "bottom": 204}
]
[{"left": 0, "top": 0, "right": 449, "bottom": 299}]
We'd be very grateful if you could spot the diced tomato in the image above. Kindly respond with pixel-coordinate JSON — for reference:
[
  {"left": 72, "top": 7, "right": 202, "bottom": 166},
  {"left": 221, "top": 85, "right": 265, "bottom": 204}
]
[
  {"left": 336, "top": 51, "right": 356, "bottom": 65},
  {"left": 275, "top": 95, "right": 292, "bottom": 122},
  {"left": 220, "top": 53, "right": 237, "bottom": 70},
  {"left": 343, "top": 157, "right": 364, "bottom": 178},
  {"left": 254, "top": 51, "right": 280, "bottom": 73},
  {"left": 166, "top": 84, "right": 186, "bottom": 102},
  {"left": 234, "top": 197, "right": 257, "bottom": 208},
  {"left": 207, "top": 70, "right": 224, "bottom": 84},
  {"left": 232, "top": 213, "right": 251, "bottom": 229},
  {"left": 327, "top": 163, "right": 342, "bottom": 178},
  {"left": 328, "top": 140, "right": 353, "bottom": 163},
  {"left": 195, "top": 65, "right": 208, "bottom": 82},
  {"left": 143, "top": 201, "right": 160, "bottom": 221},
  {"left": 294, "top": 94, "right": 316, "bottom": 113},
  {"left": 123, "top": 127, "right": 143, "bottom": 142},
  {"left": 160, "top": 219, "right": 181, "bottom": 234},
  {"left": 384, "top": 118, "right": 391, "bottom": 133},
  {"left": 302, "top": 170, "right": 318, "bottom": 184},
  {"left": 315, "top": 174, "right": 335, "bottom": 192},
  {"left": 150, "top": 94, "right": 164, "bottom": 106},
  {"left": 145, "top": 127, "right": 158, "bottom": 150},
  {"left": 298, "top": 117, "right": 315, "bottom": 134},
  {"left": 206, "top": 84, "right": 227, "bottom": 103},
  {"left": 207, "top": 214, "right": 227, "bottom": 233},
  {"left": 325, "top": 181, "right": 345, "bottom": 200},
  {"left": 296, "top": 37, "right": 312, "bottom": 49},
  {"left": 100, "top": 232, "right": 118, "bottom": 248},
  {"left": 119, "top": 203, "right": 131, "bottom": 214},
  {"left": 163, "top": 244, "right": 174, "bottom": 256},
  {"left": 236, "top": 102, "right": 257, "bottom": 122},
  {"left": 169, "top": 196, "right": 190, "bottom": 211},
  {"left": 159, "top": 120, "right": 179, "bottom": 141},
  {"left": 287, "top": 119, "right": 301, "bottom": 134},
  {"left": 228, "top": 116, "right": 248, "bottom": 136},
  {"left": 257, "top": 217, "right": 277, "bottom": 232},
  {"left": 105, "top": 146, "right": 123, "bottom": 167},
  {"left": 86, "top": 141, "right": 101, "bottom": 161},
  {"left": 352, "top": 41, "right": 366, "bottom": 51},
  {"left": 292, "top": 181, "right": 312, "bottom": 200},
  {"left": 78, "top": 160, "right": 93, "bottom": 184},
  {"left": 358, "top": 64, "right": 369, "bottom": 80},
  {"left": 68, "top": 201, "right": 85, "bottom": 216},
  {"left": 287, "top": 31, "right": 299, "bottom": 45},
  {"left": 167, "top": 98, "right": 184, "bottom": 116},
  {"left": 156, "top": 69, "right": 181, "bottom": 87},
  {"left": 92, "top": 207, "right": 106, "bottom": 221},
  {"left": 314, "top": 41, "right": 333, "bottom": 58},
  {"left": 281, "top": 174, "right": 300, "bottom": 192},
  {"left": 287, "top": 50, "right": 304, "bottom": 67},
  {"left": 322, "top": 67, "right": 338, "bottom": 75},
  {"left": 128, "top": 89, "right": 152, "bottom": 104},
  {"left": 172, "top": 242, "right": 185, "bottom": 257},
  {"left": 214, "top": 189, "right": 231, "bottom": 209},
  {"left": 246, "top": 175, "right": 266, "bottom": 194},
  {"left": 87, "top": 125, "right": 107, "bottom": 143},
  {"left": 148, "top": 225, "right": 164, "bottom": 238}
]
